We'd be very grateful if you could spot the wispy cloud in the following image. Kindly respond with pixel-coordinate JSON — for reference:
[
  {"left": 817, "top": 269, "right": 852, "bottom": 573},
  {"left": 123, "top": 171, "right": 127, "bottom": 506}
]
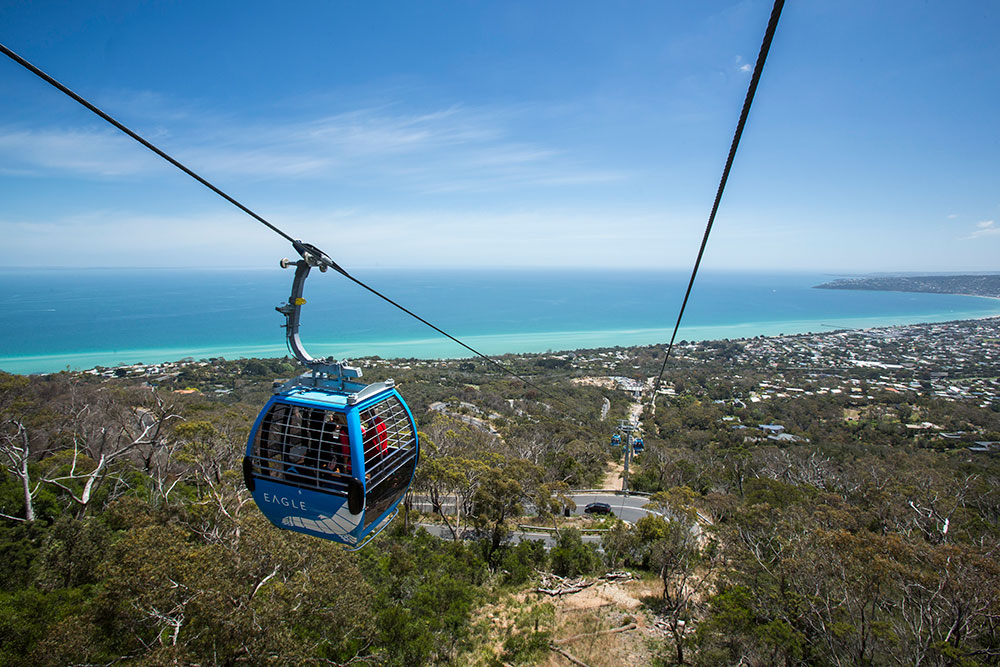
[
  {"left": 0, "top": 205, "right": 693, "bottom": 269},
  {"left": 738, "top": 63, "right": 752, "bottom": 73},
  {"left": 947, "top": 213, "right": 958, "bottom": 219},
  {"left": 0, "top": 127, "right": 162, "bottom": 177},
  {"left": 963, "top": 220, "right": 1000, "bottom": 239},
  {"left": 0, "top": 101, "right": 626, "bottom": 193}
]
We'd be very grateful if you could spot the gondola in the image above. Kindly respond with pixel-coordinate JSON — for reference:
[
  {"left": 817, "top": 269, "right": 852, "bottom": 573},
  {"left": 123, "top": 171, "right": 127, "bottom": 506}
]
[{"left": 243, "top": 243, "right": 419, "bottom": 549}]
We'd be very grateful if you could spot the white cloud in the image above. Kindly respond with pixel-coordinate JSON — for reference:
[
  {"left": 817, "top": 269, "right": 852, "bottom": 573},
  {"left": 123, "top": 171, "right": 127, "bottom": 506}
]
[
  {"left": 0, "top": 127, "right": 162, "bottom": 177},
  {"left": 963, "top": 220, "right": 999, "bottom": 239},
  {"left": 0, "top": 205, "right": 695, "bottom": 269},
  {"left": 947, "top": 213, "right": 958, "bottom": 219},
  {"left": 738, "top": 63, "right": 752, "bottom": 73}
]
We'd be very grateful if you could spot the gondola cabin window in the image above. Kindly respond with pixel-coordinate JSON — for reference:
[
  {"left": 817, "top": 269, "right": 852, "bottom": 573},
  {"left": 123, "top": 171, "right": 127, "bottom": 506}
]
[
  {"left": 359, "top": 395, "right": 418, "bottom": 526},
  {"left": 250, "top": 403, "right": 354, "bottom": 495}
]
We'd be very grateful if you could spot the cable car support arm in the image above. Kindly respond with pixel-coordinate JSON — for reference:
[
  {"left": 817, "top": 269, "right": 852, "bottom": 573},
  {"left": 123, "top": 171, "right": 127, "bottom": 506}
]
[{"left": 277, "top": 241, "right": 362, "bottom": 390}]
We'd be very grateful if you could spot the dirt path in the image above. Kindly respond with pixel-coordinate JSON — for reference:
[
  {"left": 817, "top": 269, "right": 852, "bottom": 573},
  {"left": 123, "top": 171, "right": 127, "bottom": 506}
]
[
  {"left": 601, "top": 394, "right": 646, "bottom": 490},
  {"left": 602, "top": 461, "right": 624, "bottom": 490}
]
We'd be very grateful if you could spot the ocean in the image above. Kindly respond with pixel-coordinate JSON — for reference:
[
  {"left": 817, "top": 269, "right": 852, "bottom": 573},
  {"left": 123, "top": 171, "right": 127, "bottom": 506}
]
[{"left": 2, "top": 268, "right": 999, "bottom": 375}]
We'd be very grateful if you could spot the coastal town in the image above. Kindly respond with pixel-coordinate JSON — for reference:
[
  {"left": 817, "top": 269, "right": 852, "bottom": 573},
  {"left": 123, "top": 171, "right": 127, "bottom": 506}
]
[
  {"left": 79, "top": 315, "right": 1000, "bottom": 407},
  {"left": 548, "top": 316, "right": 1000, "bottom": 409},
  {"left": 76, "top": 315, "right": 1000, "bottom": 456},
  {"left": 734, "top": 318, "right": 1000, "bottom": 405}
]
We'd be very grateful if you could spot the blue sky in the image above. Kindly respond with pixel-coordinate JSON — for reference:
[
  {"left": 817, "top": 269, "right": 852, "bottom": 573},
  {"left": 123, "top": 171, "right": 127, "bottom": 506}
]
[{"left": 1, "top": 1, "right": 998, "bottom": 272}]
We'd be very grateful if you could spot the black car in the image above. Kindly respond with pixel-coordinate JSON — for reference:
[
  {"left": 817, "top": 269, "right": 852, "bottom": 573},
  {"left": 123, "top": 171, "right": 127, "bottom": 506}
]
[{"left": 584, "top": 502, "right": 612, "bottom": 515}]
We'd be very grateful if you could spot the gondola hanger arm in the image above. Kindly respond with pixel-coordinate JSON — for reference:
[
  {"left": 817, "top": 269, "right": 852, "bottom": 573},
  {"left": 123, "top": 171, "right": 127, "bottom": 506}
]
[{"left": 276, "top": 249, "right": 363, "bottom": 389}]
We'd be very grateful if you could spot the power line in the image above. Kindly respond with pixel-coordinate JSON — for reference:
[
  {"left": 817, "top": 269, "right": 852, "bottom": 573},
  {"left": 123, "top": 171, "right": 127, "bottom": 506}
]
[
  {"left": 0, "top": 41, "right": 592, "bottom": 420},
  {"left": 649, "top": 0, "right": 785, "bottom": 405}
]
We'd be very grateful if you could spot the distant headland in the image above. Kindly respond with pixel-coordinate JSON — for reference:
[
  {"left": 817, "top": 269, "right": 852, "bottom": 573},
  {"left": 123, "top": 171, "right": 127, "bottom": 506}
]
[{"left": 815, "top": 274, "right": 1000, "bottom": 299}]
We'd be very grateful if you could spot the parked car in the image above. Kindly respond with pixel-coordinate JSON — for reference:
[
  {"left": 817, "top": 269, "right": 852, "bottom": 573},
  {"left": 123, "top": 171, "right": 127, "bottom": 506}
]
[{"left": 584, "top": 502, "right": 612, "bottom": 515}]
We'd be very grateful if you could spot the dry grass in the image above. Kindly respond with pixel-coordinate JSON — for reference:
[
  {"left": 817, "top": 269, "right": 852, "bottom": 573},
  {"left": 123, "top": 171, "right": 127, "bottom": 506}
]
[
  {"left": 461, "top": 576, "right": 670, "bottom": 665},
  {"left": 544, "top": 577, "right": 664, "bottom": 666},
  {"left": 570, "top": 377, "right": 620, "bottom": 390}
]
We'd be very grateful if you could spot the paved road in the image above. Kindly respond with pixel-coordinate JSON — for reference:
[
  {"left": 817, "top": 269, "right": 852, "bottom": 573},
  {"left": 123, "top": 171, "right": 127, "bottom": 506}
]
[
  {"left": 412, "top": 491, "right": 662, "bottom": 547},
  {"left": 416, "top": 522, "right": 601, "bottom": 548},
  {"left": 410, "top": 492, "right": 657, "bottom": 525},
  {"left": 568, "top": 492, "right": 657, "bottom": 524}
]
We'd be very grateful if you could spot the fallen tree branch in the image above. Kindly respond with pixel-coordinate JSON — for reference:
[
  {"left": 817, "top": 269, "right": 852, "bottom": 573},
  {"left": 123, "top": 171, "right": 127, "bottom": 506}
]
[
  {"left": 550, "top": 644, "right": 591, "bottom": 667},
  {"left": 533, "top": 581, "right": 596, "bottom": 597},
  {"left": 553, "top": 623, "right": 637, "bottom": 646}
]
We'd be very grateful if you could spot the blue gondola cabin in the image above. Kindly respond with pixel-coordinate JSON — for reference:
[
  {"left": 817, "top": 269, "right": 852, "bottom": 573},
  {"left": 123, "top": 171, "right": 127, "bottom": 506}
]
[{"left": 243, "top": 380, "right": 418, "bottom": 548}]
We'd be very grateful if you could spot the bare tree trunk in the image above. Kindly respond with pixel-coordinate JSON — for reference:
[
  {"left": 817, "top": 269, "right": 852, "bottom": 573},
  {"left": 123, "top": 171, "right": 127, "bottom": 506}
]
[
  {"left": 436, "top": 499, "right": 459, "bottom": 541},
  {"left": 673, "top": 625, "right": 685, "bottom": 665},
  {"left": 0, "top": 421, "right": 35, "bottom": 523},
  {"left": 20, "top": 450, "right": 34, "bottom": 522}
]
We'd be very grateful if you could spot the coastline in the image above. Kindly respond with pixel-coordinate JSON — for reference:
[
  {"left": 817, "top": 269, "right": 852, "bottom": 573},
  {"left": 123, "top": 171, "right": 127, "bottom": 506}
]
[
  {"left": 5, "top": 269, "right": 1000, "bottom": 376},
  {"left": 4, "top": 307, "right": 1000, "bottom": 376}
]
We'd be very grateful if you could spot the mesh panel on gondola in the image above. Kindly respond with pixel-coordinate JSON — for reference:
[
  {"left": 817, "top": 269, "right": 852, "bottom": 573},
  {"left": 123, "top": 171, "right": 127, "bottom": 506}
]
[
  {"left": 249, "top": 404, "right": 353, "bottom": 496},
  {"left": 360, "top": 395, "right": 418, "bottom": 526}
]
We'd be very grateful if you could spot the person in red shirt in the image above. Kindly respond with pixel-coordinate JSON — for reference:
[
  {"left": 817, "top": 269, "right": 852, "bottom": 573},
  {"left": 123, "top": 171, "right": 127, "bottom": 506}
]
[{"left": 361, "top": 412, "right": 389, "bottom": 476}]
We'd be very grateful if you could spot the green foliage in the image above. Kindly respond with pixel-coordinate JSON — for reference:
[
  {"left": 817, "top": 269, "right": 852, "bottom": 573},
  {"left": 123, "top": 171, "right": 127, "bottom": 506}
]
[
  {"left": 601, "top": 518, "right": 641, "bottom": 569},
  {"left": 499, "top": 539, "right": 548, "bottom": 585},
  {"left": 0, "top": 587, "right": 93, "bottom": 666},
  {"left": 33, "top": 516, "right": 110, "bottom": 590},
  {"left": 95, "top": 513, "right": 377, "bottom": 664},
  {"left": 472, "top": 455, "right": 543, "bottom": 564},
  {"left": 550, "top": 528, "right": 601, "bottom": 577},
  {"left": 0, "top": 522, "right": 45, "bottom": 591},
  {"left": 358, "top": 528, "right": 488, "bottom": 664},
  {"left": 742, "top": 476, "right": 811, "bottom": 508},
  {"left": 4, "top": 349, "right": 1000, "bottom": 664}
]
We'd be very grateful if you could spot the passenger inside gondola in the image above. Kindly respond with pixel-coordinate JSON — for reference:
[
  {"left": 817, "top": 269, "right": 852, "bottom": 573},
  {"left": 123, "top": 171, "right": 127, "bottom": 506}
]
[
  {"left": 319, "top": 412, "right": 351, "bottom": 479},
  {"left": 362, "top": 410, "right": 388, "bottom": 466},
  {"left": 284, "top": 445, "right": 310, "bottom": 486}
]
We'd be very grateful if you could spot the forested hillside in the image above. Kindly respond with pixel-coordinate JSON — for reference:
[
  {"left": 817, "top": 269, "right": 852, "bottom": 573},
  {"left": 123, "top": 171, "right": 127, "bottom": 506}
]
[
  {"left": 816, "top": 274, "right": 1000, "bottom": 298},
  {"left": 2, "top": 328, "right": 999, "bottom": 665}
]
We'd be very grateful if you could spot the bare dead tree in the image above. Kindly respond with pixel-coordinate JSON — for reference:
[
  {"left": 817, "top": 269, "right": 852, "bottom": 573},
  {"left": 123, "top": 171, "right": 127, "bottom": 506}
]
[
  {"left": 42, "top": 387, "right": 180, "bottom": 517},
  {"left": 0, "top": 419, "right": 40, "bottom": 522}
]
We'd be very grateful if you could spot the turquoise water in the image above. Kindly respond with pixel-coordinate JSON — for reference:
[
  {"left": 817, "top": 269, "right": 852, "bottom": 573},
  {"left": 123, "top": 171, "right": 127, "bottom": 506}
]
[{"left": 2, "top": 268, "right": 999, "bottom": 374}]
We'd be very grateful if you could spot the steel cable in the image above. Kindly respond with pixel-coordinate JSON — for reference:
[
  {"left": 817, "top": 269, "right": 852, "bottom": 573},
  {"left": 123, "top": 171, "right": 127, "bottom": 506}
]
[
  {"left": 649, "top": 0, "right": 785, "bottom": 406},
  {"left": 0, "top": 41, "right": 591, "bottom": 420}
]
